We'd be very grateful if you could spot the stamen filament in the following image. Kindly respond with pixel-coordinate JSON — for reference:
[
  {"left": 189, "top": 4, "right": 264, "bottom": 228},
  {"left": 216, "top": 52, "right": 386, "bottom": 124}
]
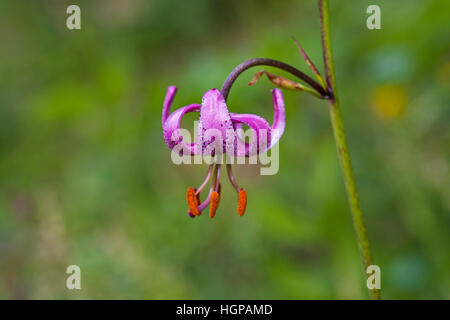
[
  {"left": 226, "top": 164, "right": 240, "bottom": 193},
  {"left": 215, "top": 165, "right": 221, "bottom": 191},
  {"left": 196, "top": 164, "right": 214, "bottom": 195},
  {"left": 210, "top": 164, "right": 219, "bottom": 191},
  {"left": 197, "top": 189, "right": 212, "bottom": 212}
]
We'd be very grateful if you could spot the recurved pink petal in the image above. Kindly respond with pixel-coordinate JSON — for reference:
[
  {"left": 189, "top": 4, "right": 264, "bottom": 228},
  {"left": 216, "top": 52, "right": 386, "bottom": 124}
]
[
  {"left": 230, "top": 113, "right": 272, "bottom": 156},
  {"left": 270, "top": 88, "right": 286, "bottom": 146},
  {"left": 162, "top": 104, "right": 200, "bottom": 155},
  {"left": 162, "top": 86, "right": 178, "bottom": 125}
]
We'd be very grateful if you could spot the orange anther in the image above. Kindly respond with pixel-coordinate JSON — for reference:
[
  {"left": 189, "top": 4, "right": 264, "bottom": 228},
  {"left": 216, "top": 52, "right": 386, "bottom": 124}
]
[
  {"left": 209, "top": 191, "right": 220, "bottom": 218},
  {"left": 237, "top": 189, "right": 247, "bottom": 216},
  {"left": 186, "top": 188, "right": 200, "bottom": 216}
]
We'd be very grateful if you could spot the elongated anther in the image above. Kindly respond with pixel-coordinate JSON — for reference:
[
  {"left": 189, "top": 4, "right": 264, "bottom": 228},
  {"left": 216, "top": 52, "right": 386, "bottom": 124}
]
[
  {"left": 209, "top": 191, "right": 220, "bottom": 218},
  {"left": 186, "top": 187, "right": 200, "bottom": 216},
  {"left": 187, "top": 191, "right": 202, "bottom": 218},
  {"left": 237, "top": 188, "right": 247, "bottom": 216}
]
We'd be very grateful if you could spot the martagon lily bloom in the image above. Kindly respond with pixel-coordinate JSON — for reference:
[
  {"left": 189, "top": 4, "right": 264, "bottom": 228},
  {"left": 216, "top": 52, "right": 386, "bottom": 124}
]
[{"left": 162, "top": 86, "right": 285, "bottom": 219}]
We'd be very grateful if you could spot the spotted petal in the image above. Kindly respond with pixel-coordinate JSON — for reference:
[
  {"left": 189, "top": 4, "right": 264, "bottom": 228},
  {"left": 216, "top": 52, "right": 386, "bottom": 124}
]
[
  {"left": 162, "top": 85, "right": 178, "bottom": 125},
  {"left": 162, "top": 86, "right": 200, "bottom": 155},
  {"left": 197, "top": 89, "right": 235, "bottom": 156},
  {"left": 230, "top": 113, "right": 272, "bottom": 156},
  {"left": 231, "top": 88, "right": 285, "bottom": 156}
]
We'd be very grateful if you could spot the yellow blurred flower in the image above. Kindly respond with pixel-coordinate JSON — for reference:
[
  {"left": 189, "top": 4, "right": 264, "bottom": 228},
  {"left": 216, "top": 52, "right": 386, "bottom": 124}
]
[{"left": 371, "top": 85, "right": 408, "bottom": 121}]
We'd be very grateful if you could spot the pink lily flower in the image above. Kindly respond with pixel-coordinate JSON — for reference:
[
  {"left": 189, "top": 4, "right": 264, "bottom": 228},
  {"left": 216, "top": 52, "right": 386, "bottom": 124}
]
[{"left": 162, "top": 86, "right": 285, "bottom": 218}]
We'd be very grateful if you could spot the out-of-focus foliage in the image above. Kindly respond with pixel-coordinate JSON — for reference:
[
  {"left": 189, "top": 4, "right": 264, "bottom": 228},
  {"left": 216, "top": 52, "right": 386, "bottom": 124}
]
[{"left": 0, "top": 0, "right": 449, "bottom": 299}]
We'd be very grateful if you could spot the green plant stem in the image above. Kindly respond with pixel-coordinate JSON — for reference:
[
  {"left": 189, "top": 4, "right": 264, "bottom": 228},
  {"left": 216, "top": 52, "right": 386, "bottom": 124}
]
[{"left": 319, "top": 0, "right": 381, "bottom": 300}]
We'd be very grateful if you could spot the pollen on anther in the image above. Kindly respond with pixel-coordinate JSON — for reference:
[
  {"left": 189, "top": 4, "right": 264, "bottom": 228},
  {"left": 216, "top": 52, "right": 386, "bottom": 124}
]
[
  {"left": 237, "top": 188, "right": 247, "bottom": 216},
  {"left": 186, "top": 188, "right": 200, "bottom": 216},
  {"left": 209, "top": 191, "right": 220, "bottom": 218}
]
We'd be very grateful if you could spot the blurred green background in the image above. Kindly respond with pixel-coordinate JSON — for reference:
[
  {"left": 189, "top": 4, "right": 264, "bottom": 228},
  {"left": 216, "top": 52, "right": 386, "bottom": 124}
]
[{"left": 0, "top": 0, "right": 449, "bottom": 299}]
